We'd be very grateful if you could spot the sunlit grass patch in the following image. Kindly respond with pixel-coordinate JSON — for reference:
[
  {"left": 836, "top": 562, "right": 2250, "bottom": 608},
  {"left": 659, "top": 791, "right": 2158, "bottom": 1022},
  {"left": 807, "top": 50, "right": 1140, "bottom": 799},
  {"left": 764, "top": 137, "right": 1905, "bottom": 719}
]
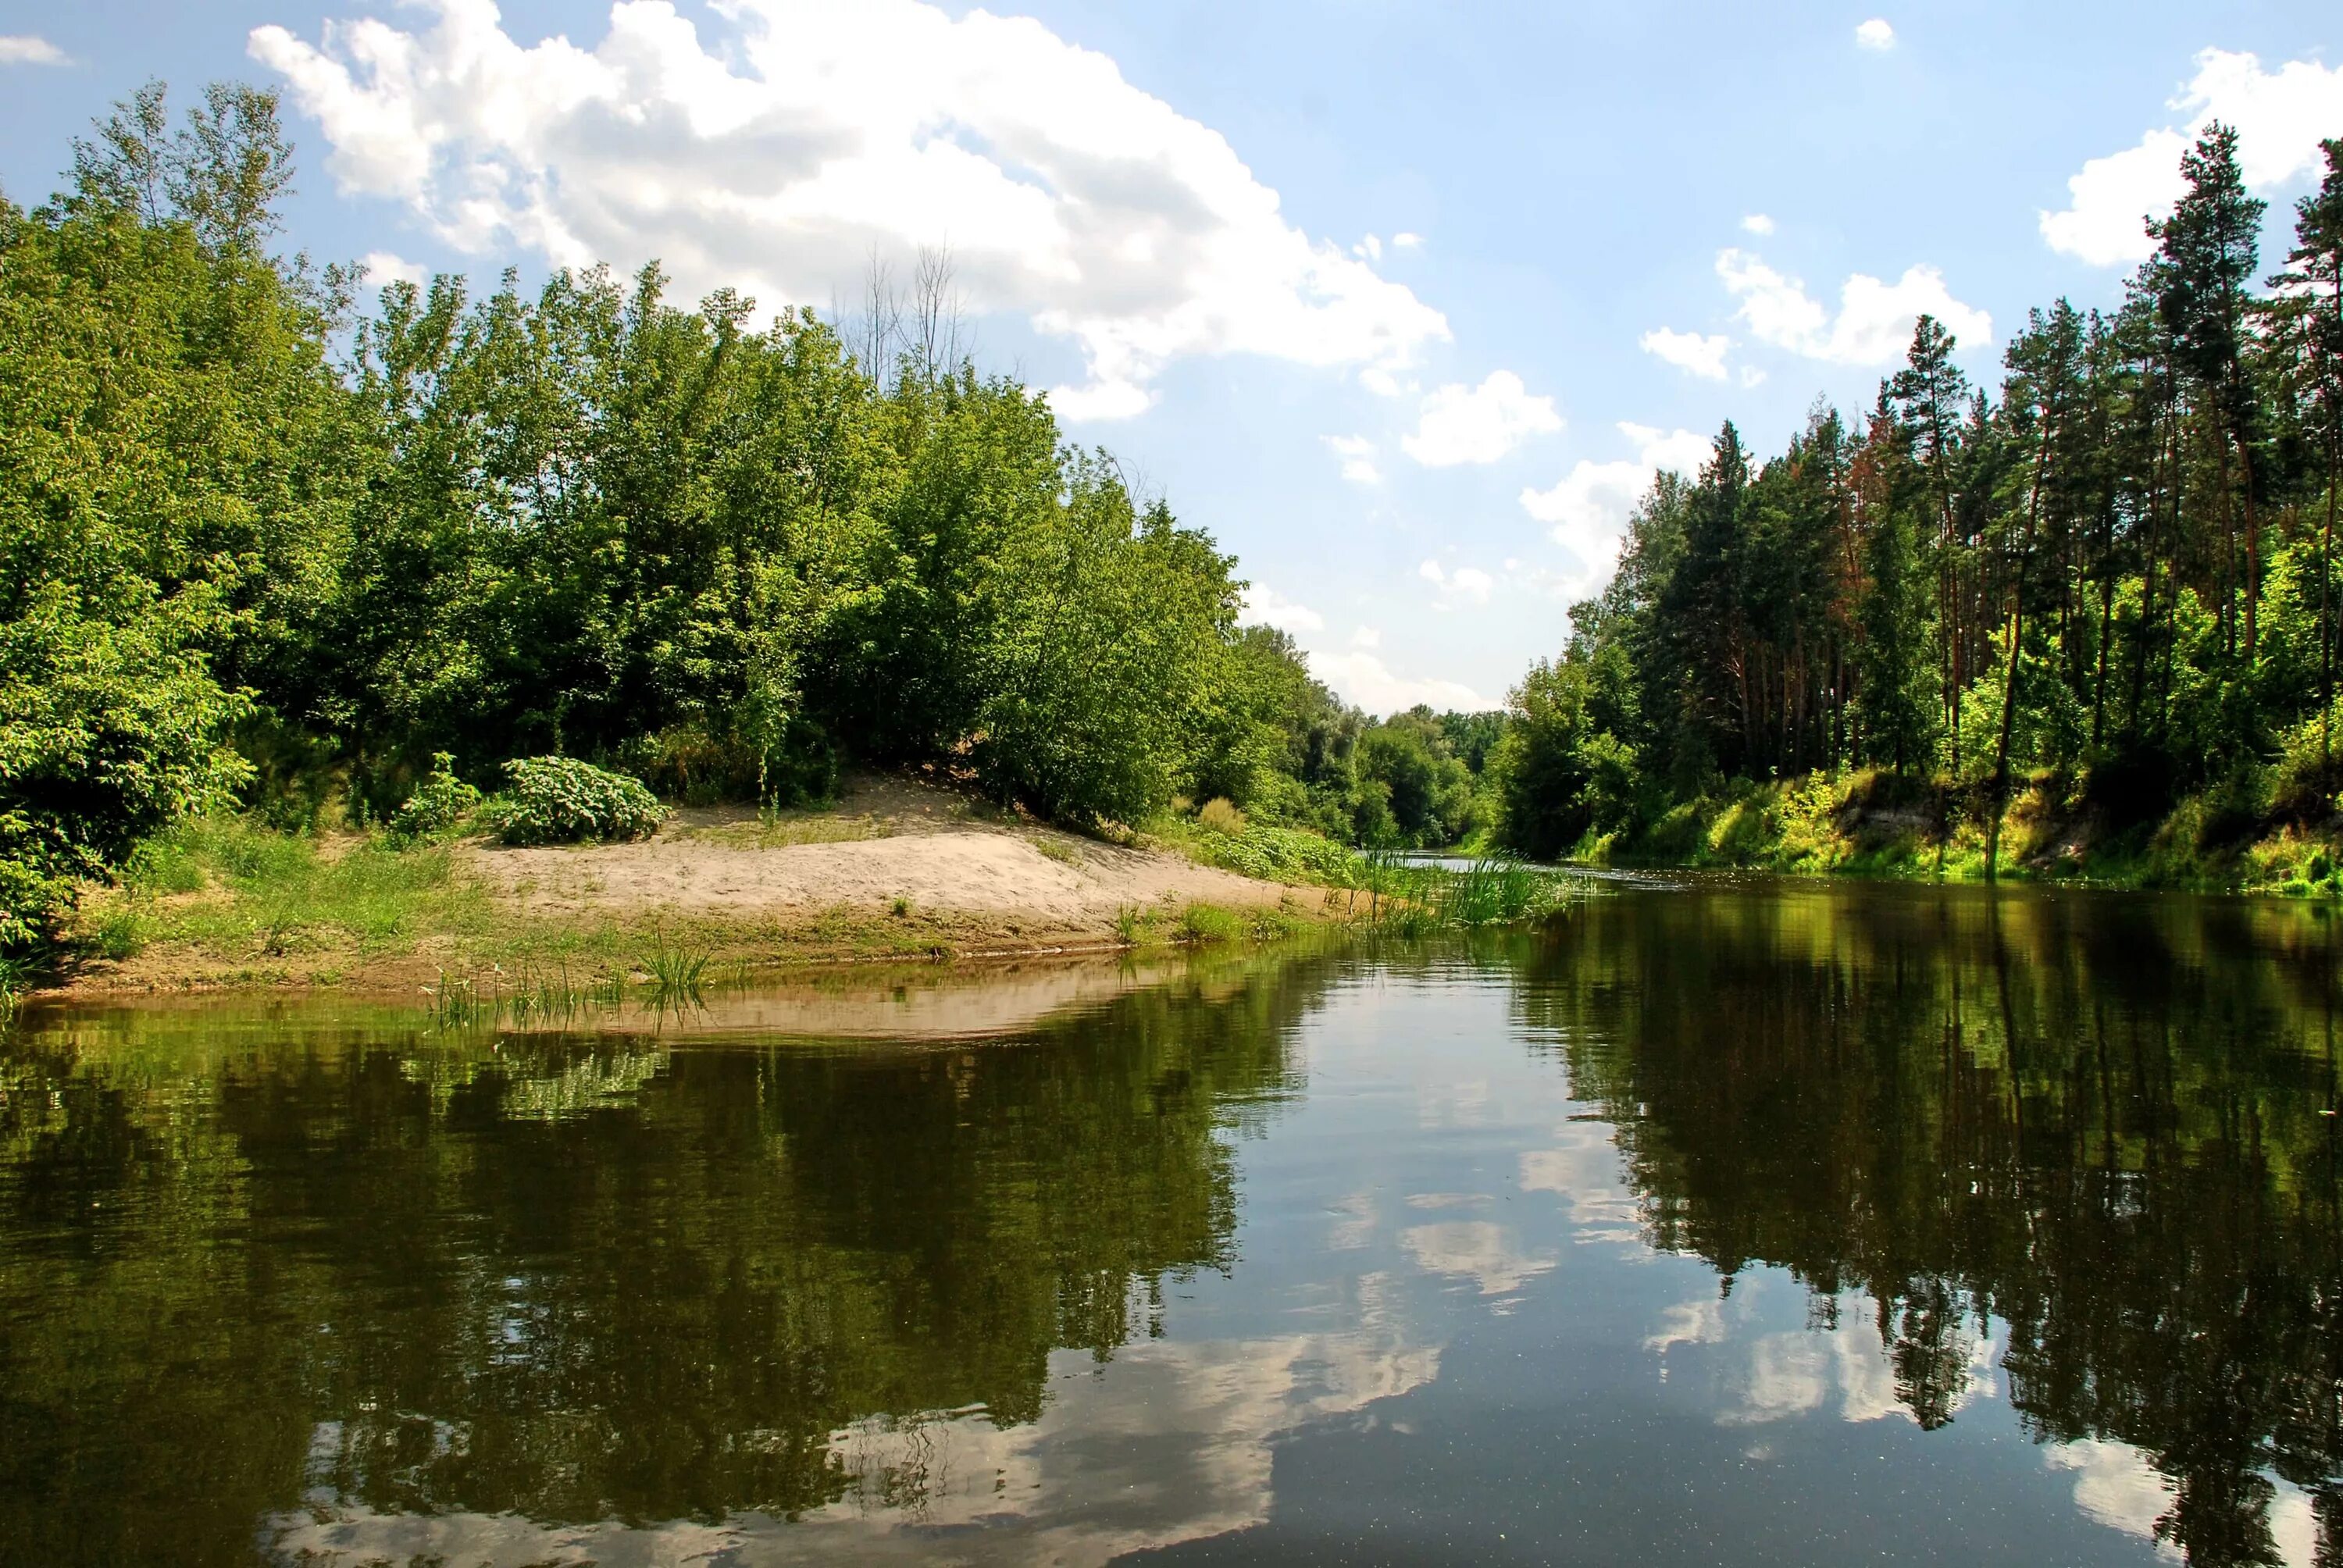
[{"left": 95, "top": 814, "right": 494, "bottom": 962}]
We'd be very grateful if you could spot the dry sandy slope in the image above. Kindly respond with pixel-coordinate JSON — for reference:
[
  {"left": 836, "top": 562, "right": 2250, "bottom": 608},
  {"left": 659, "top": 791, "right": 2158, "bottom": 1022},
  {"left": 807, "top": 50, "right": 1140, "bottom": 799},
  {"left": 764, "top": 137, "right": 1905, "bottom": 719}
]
[{"left": 465, "top": 775, "right": 1311, "bottom": 933}]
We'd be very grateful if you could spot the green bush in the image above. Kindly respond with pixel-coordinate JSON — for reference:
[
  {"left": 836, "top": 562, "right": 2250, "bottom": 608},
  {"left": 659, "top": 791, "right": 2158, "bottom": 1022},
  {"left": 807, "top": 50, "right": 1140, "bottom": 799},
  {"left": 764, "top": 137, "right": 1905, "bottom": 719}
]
[
  {"left": 1186, "top": 822, "right": 1361, "bottom": 886},
  {"left": 388, "top": 754, "right": 481, "bottom": 842},
  {"left": 483, "top": 757, "right": 666, "bottom": 846}
]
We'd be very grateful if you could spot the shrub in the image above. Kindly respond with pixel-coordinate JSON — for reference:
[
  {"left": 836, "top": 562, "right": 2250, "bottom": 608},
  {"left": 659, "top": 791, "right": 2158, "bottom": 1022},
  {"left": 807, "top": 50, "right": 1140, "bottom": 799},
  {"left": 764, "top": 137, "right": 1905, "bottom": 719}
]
[
  {"left": 483, "top": 757, "right": 666, "bottom": 846},
  {"left": 388, "top": 754, "right": 481, "bottom": 842},
  {"left": 1196, "top": 796, "right": 1247, "bottom": 836},
  {"left": 620, "top": 717, "right": 837, "bottom": 808},
  {"left": 1185, "top": 822, "right": 1361, "bottom": 886}
]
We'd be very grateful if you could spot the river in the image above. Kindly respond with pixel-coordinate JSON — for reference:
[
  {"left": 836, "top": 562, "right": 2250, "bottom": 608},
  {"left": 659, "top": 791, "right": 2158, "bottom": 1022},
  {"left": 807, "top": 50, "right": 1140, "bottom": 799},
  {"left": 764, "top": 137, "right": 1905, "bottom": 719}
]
[{"left": 2, "top": 876, "right": 2338, "bottom": 1565}]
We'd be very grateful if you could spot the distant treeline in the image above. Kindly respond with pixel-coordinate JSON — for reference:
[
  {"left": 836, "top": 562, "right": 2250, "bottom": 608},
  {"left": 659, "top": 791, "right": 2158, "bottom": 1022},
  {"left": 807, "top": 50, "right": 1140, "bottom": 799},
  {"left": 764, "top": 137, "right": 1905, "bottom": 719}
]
[
  {"left": 1499, "top": 126, "right": 2343, "bottom": 868},
  {"left": 0, "top": 82, "right": 1497, "bottom": 947}
]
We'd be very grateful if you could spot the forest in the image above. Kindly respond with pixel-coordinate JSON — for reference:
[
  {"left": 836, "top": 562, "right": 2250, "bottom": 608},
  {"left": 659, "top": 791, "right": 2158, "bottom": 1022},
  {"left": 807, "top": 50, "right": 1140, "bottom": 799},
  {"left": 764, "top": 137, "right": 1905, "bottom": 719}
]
[
  {"left": 0, "top": 82, "right": 1496, "bottom": 951},
  {"left": 11, "top": 83, "right": 2341, "bottom": 959},
  {"left": 1496, "top": 125, "right": 2343, "bottom": 883}
]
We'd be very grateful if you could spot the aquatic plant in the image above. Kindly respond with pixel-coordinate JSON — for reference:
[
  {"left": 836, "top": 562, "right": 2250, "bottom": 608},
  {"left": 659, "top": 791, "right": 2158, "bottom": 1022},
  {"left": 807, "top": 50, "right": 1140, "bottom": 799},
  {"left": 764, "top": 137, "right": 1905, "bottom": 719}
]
[{"left": 640, "top": 932, "right": 711, "bottom": 1005}]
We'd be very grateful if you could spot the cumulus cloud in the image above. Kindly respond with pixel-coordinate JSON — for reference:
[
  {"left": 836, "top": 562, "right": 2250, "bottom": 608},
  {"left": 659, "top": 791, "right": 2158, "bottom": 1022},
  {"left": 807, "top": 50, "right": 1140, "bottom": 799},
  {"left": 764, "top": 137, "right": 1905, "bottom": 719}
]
[
  {"left": 1239, "top": 585, "right": 1325, "bottom": 635},
  {"left": 1418, "top": 558, "right": 1495, "bottom": 608},
  {"left": 359, "top": 250, "right": 428, "bottom": 287},
  {"left": 1639, "top": 326, "right": 1732, "bottom": 381},
  {"left": 1855, "top": 19, "right": 1895, "bottom": 52},
  {"left": 1324, "top": 433, "right": 1380, "bottom": 484},
  {"left": 2042, "top": 48, "right": 2343, "bottom": 267},
  {"left": 0, "top": 34, "right": 66, "bottom": 64},
  {"left": 1314, "top": 650, "right": 1485, "bottom": 715},
  {"left": 1399, "top": 370, "right": 1563, "bottom": 466},
  {"left": 1520, "top": 422, "right": 1712, "bottom": 597},
  {"left": 1391, "top": 231, "right": 1424, "bottom": 250},
  {"left": 249, "top": 0, "right": 1449, "bottom": 419},
  {"left": 1741, "top": 212, "right": 1775, "bottom": 236},
  {"left": 1717, "top": 248, "right": 1991, "bottom": 365}
]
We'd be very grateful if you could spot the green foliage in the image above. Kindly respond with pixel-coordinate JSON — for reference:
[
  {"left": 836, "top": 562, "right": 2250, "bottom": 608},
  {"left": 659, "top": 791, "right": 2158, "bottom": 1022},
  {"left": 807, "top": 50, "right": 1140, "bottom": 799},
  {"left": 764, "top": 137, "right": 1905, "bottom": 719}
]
[
  {"left": 1490, "top": 128, "right": 2343, "bottom": 884},
  {"left": 387, "top": 753, "right": 481, "bottom": 842},
  {"left": 1177, "top": 821, "right": 1361, "bottom": 886},
  {"left": 0, "top": 597, "right": 252, "bottom": 947},
  {"left": 1494, "top": 658, "right": 1639, "bottom": 861},
  {"left": 483, "top": 757, "right": 667, "bottom": 846}
]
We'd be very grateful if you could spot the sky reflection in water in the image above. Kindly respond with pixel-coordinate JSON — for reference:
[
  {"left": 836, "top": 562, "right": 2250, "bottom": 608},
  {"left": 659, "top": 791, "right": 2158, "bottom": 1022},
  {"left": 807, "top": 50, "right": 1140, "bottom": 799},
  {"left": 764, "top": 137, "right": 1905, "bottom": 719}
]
[{"left": 2, "top": 879, "right": 2338, "bottom": 1566}]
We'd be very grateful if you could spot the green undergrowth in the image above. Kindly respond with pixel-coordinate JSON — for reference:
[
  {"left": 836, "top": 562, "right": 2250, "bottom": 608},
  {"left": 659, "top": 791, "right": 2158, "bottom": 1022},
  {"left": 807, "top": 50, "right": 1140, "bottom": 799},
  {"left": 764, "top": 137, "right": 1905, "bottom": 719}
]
[
  {"left": 1575, "top": 767, "right": 2343, "bottom": 898},
  {"left": 97, "top": 814, "right": 496, "bottom": 961},
  {"left": 1156, "top": 814, "right": 1579, "bottom": 933},
  {"left": 1154, "top": 817, "right": 1365, "bottom": 886}
]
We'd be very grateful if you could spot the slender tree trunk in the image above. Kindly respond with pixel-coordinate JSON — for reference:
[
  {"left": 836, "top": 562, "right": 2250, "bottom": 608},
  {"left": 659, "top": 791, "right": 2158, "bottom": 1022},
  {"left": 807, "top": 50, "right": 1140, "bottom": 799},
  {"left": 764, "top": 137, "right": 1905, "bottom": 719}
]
[
  {"left": 1988, "top": 401, "right": 2059, "bottom": 878},
  {"left": 2325, "top": 427, "right": 2338, "bottom": 764},
  {"left": 2240, "top": 435, "right": 2259, "bottom": 661}
]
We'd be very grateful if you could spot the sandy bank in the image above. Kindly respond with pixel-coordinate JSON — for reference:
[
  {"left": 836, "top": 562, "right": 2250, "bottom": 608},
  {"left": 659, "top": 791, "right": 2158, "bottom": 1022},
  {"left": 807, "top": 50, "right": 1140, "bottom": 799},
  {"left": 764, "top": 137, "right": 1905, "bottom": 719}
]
[
  {"left": 52, "top": 775, "right": 1331, "bottom": 996},
  {"left": 473, "top": 775, "right": 1299, "bottom": 928}
]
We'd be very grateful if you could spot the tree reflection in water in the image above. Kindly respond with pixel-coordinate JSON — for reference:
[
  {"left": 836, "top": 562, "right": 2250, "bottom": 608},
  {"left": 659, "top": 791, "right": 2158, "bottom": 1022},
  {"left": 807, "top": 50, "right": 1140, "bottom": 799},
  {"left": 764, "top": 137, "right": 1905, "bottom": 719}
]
[
  {"left": 2, "top": 887, "right": 2340, "bottom": 1566},
  {"left": 0, "top": 956, "right": 1325, "bottom": 1566},
  {"left": 1514, "top": 883, "right": 2343, "bottom": 1567}
]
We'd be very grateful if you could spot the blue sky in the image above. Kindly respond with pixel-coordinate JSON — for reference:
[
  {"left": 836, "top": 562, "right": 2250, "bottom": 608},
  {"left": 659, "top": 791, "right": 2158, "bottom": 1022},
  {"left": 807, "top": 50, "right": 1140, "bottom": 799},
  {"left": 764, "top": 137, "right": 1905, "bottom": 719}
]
[{"left": 5, "top": 1, "right": 2339, "bottom": 711}]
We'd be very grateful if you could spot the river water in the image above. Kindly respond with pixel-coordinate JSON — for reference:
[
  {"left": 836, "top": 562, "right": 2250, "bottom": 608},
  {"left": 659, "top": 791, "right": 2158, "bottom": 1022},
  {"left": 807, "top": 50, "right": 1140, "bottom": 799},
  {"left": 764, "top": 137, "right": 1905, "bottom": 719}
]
[{"left": 2, "top": 877, "right": 2339, "bottom": 1566}]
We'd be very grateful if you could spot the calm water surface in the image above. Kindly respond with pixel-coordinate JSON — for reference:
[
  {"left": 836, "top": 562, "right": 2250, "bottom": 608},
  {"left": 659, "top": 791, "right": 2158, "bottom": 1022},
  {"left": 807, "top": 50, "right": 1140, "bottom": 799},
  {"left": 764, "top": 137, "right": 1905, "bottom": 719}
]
[{"left": 3, "top": 878, "right": 2340, "bottom": 1566}]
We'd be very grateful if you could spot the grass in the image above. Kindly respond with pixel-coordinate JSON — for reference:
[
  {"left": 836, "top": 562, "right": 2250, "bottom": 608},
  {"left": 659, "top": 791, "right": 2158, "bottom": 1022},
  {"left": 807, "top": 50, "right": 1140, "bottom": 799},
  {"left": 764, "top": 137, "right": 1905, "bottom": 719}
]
[
  {"left": 98, "top": 814, "right": 495, "bottom": 964},
  {"left": 640, "top": 931, "right": 712, "bottom": 1004},
  {"left": 679, "top": 810, "right": 890, "bottom": 849},
  {"left": 1345, "top": 849, "right": 1578, "bottom": 933}
]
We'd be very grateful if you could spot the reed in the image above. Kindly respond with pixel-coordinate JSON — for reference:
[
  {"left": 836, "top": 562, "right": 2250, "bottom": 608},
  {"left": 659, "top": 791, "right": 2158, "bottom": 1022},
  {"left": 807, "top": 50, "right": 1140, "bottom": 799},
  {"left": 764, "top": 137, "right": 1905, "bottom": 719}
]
[
  {"left": 1350, "top": 852, "right": 1574, "bottom": 933},
  {"left": 640, "top": 932, "right": 711, "bottom": 1005}
]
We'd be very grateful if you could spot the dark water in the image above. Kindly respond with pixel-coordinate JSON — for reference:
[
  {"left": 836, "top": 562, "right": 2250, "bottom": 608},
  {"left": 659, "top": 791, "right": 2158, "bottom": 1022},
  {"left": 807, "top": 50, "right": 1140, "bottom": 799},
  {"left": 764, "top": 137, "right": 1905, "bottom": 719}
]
[{"left": 3, "top": 879, "right": 2341, "bottom": 1566}]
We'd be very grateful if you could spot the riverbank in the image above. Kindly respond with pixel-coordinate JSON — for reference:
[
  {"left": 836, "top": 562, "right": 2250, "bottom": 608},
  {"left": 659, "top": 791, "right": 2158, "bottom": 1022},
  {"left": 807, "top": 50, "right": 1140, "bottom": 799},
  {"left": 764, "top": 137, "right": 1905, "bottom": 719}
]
[
  {"left": 1572, "top": 768, "right": 2343, "bottom": 898},
  {"left": 39, "top": 775, "right": 1341, "bottom": 999}
]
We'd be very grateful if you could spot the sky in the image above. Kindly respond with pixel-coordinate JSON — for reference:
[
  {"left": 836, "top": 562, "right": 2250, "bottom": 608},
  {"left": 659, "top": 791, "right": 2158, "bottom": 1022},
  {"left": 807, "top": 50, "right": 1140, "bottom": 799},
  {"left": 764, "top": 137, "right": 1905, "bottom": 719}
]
[{"left": 4, "top": 1, "right": 2340, "bottom": 714}]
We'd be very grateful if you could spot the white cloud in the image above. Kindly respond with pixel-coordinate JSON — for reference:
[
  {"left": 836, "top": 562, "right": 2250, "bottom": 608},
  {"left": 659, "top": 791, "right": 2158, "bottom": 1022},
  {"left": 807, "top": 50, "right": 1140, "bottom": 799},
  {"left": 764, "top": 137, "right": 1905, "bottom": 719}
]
[
  {"left": 1350, "top": 625, "right": 1382, "bottom": 648},
  {"left": 0, "top": 34, "right": 66, "bottom": 65},
  {"left": 1391, "top": 231, "right": 1424, "bottom": 250},
  {"left": 1639, "top": 326, "right": 1732, "bottom": 381},
  {"left": 1418, "top": 558, "right": 1494, "bottom": 608},
  {"left": 1521, "top": 421, "right": 1711, "bottom": 597},
  {"left": 1324, "top": 433, "right": 1380, "bottom": 485},
  {"left": 1400, "top": 370, "right": 1563, "bottom": 466},
  {"left": 1717, "top": 248, "right": 1991, "bottom": 365},
  {"left": 2042, "top": 48, "right": 2343, "bottom": 266},
  {"left": 1400, "top": 1221, "right": 1555, "bottom": 1299},
  {"left": 1741, "top": 212, "right": 1775, "bottom": 236},
  {"left": 360, "top": 250, "right": 428, "bottom": 287},
  {"left": 1353, "top": 233, "right": 1382, "bottom": 261},
  {"left": 1314, "top": 650, "right": 1485, "bottom": 715},
  {"left": 2045, "top": 1440, "right": 2177, "bottom": 1548},
  {"left": 1855, "top": 19, "right": 1895, "bottom": 52},
  {"left": 250, "top": 0, "right": 1450, "bottom": 419},
  {"left": 1240, "top": 584, "right": 1325, "bottom": 634}
]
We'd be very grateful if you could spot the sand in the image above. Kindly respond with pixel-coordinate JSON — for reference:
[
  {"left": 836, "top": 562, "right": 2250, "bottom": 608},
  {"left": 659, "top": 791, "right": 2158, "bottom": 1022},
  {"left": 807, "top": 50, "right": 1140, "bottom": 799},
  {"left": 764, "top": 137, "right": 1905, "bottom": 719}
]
[{"left": 465, "top": 774, "right": 1308, "bottom": 934}]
